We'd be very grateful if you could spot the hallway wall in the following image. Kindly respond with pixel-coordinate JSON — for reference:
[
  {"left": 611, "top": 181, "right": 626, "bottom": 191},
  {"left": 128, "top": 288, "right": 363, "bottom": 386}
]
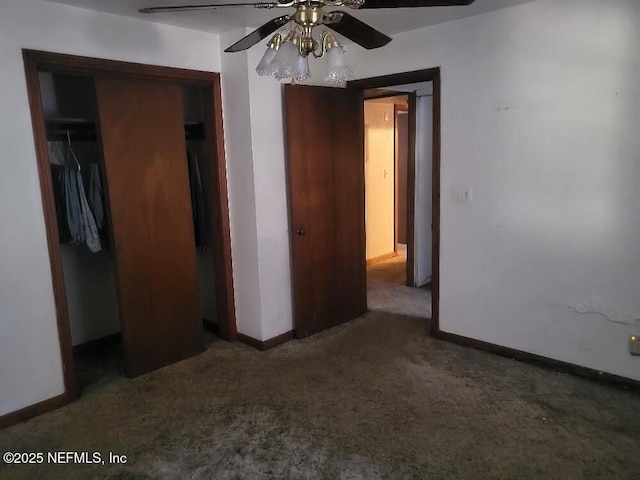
[{"left": 365, "top": 102, "right": 395, "bottom": 260}]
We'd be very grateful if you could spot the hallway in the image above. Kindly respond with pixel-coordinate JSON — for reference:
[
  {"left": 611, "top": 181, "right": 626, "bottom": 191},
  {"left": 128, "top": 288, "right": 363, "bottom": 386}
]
[{"left": 366, "top": 247, "right": 432, "bottom": 318}]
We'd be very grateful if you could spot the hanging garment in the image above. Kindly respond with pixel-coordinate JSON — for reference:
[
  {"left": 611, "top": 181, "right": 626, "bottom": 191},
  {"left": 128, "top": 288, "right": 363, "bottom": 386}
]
[
  {"left": 63, "top": 164, "right": 84, "bottom": 245},
  {"left": 187, "top": 149, "right": 207, "bottom": 248},
  {"left": 87, "top": 163, "right": 105, "bottom": 230},
  {"left": 48, "top": 141, "right": 66, "bottom": 166},
  {"left": 50, "top": 164, "right": 71, "bottom": 243},
  {"left": 75, "top": 169, "right": 101, "bottom": 253},
  {"left": 49, "top": 135, "right": 103, "bottom": 252},
  {"left": 60, "top": 162, "right": 102, "bottom": 252}
]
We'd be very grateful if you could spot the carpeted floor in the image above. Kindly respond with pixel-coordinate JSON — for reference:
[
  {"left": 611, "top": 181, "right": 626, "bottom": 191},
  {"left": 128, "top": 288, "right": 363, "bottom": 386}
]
[
  {"left": 1, "top": 312, "right": 639, "bottom": 479},
  {"left": 367, "top": 249, "right": 432, "bottom": 318}
]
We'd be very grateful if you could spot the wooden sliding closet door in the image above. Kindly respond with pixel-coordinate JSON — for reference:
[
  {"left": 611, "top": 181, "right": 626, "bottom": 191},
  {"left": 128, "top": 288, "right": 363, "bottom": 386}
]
[{"left": 95, "top": 77, "right": 203, "bottom": 377}]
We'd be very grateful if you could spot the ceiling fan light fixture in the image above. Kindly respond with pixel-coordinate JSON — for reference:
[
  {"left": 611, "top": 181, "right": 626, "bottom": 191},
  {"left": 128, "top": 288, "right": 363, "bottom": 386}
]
[
  {"left": 295, "top": 54, "right": 310, "bottom": 81},
  {"left": 266, "top": 38, "right": 302, "bottom": 80},
  {"left": 143, "top": 0, "right": 479, "bottom": 82},
  {"left": 255, "top": 33, "right": 283, "bottom": 76},
  {"left": 324, "top": 38, "right": 353, "bottom": 85}
]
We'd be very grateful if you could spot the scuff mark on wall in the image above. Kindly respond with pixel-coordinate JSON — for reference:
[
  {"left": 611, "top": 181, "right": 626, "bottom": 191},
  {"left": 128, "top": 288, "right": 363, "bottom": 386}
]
[{"left": 564, "top": 297, "right": 640, "bottom": 327}]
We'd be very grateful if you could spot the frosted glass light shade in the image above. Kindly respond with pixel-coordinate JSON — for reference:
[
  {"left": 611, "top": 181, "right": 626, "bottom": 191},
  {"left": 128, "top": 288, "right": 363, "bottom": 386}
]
[
  {"left": 267, "top": 41, "right": 300, "bottom": 80},
  {"left": 325, "top": 46, "right": 353, "bottom": 85},
  {"left": 255, "top": 48, "right": 278, "bottom": 76},
  {"left": 295, "top": 55, "right": 310, "bottom": 81}
]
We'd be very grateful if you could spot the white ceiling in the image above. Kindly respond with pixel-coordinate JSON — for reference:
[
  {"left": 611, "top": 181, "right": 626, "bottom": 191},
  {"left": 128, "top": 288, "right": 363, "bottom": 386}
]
[{"left": 42, "top": 0, "right": 536, "bottom": 36}]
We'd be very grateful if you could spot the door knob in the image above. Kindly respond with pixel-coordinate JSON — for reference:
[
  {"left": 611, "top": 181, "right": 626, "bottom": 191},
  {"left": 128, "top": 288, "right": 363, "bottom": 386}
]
[{"left": 296, "top": 228, "right": 306, "bottom": 235}]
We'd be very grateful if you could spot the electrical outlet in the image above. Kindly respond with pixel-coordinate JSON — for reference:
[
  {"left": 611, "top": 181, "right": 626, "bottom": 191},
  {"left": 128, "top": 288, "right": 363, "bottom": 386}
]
[{"left": 630, "top": 335, "right": 640, "bottom": 356}]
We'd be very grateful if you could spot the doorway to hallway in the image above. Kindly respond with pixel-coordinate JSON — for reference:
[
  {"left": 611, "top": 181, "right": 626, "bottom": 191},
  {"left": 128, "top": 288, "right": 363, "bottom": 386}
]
[{"left": 362, "top": 83, "right": 433, "bottom": 319}]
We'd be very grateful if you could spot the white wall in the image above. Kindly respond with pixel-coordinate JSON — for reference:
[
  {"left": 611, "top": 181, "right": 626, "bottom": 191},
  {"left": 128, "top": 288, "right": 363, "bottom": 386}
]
[
  {"left": 0, "top": 0, "right": 221, "bottom": 416},
  {"left": 247, "top": 47, "right": 294, "bottom": 341},
  {"left": 219, "top": 32, "right": 262, "bottom": 341},
  {"left": 61, "top": 245, "right": 121, "bottom": 345},
  {"left": 365, "top": 102, "right": 396, "bottom": 260},
  {"left": 348, "top": 0, "right": 640, "bottom": 380},
  {"left": 220, "top": 30, "right": 293, "bottom": 342}
]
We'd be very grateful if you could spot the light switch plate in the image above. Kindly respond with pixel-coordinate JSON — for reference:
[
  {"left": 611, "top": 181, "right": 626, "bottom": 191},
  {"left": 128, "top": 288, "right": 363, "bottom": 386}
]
[{"left": 630, "top": 335, "right": 640, "bottom": 356}]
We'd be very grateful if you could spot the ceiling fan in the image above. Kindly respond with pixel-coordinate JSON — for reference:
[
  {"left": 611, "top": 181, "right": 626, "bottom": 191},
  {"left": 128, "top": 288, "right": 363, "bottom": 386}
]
[{"left": 140, "top": 0, "right": 476, "bottom": 83}]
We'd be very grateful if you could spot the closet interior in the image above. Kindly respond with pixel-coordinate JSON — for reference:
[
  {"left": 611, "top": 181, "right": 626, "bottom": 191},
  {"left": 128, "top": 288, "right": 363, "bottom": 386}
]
[
  {"left": 183, "top": 86, "right": 219, "bottom": 335},
  {"left": 39, "top": 72, "right": 221, "bottom": 392}
]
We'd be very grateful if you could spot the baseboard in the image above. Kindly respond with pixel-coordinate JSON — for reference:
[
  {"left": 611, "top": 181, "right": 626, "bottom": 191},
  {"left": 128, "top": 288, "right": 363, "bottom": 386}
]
[
  {"left": 0, "top": 393, "right": 70, "bottom": 430},
  {"left": 237, "top": 330, "right": 294, "bottom": 351},
  {"left": 432, "top": 329, "right": 640, "bottom": 393},
  {"left": 366, "top": 252, "right": 397, "bottom": 266}
]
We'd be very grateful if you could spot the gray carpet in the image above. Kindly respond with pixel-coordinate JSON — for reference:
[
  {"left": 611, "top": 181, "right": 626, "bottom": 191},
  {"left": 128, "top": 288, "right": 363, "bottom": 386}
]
[
  {"left": 367, "top": 252, "right": 431, "bottom": 318},
  {"left": 1, "top": 312, "right": 640, "bottom": 479}
]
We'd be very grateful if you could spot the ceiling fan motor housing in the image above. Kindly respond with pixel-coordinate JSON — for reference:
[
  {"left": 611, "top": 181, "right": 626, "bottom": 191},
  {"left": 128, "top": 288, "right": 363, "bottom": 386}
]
[{"left": 294, "top": 4, "right": 325, "bottom": 55}]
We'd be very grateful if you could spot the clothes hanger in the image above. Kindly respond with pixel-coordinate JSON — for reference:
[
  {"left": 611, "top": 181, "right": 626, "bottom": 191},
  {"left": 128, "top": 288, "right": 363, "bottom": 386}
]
[{"left": 66, "top": 129, "right": 81, "bottom": 172}]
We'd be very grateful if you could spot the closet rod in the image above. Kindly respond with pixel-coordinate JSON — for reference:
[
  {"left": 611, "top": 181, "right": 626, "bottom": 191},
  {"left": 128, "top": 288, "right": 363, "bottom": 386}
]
[{"left": 46, "top": 118, "right": 97, "bottom": 142}]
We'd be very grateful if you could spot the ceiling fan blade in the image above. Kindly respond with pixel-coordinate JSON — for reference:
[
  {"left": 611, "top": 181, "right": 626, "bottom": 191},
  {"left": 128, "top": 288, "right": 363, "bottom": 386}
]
[
  {"left": 358, "top": 0, "right": 475, "bottom": 8},
  {"left": 224, "top": 15, "right": 291, "bottom": 52},
  {"left": 324, "top": 11, "right": 391, "bottom": 50},
  {"left": 139, "top": 2, "right": 278, "bottom": 14}
]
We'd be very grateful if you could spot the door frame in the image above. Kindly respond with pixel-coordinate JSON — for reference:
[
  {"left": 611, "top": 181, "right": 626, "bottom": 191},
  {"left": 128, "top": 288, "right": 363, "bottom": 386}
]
[
  {"left": 22, "top": 50, "right": 236, "bottom": 404},
  {"left": 349, "top": 68, "right": 441, "bottom": 334}
]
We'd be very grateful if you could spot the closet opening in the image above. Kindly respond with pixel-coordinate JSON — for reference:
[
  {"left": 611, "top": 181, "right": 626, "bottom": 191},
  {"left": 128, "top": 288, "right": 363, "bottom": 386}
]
[
  {"left": 38, "top": 75, "right": 229, "bottom": 393},
  {"left": 182, "top": 86, "right": 220, "bottom": 345},
  {"left": 25, "top": 50, "right": 236, "bottom": 406},
  {"left": 40, "top": 72, "right": 125, "bottom": 392}
]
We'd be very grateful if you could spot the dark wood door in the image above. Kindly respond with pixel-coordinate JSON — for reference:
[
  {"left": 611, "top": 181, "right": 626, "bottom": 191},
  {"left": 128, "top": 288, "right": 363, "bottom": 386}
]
[
  {"left": 396, "top": 108, "right": 409, "bottom": 245},
  {"left": 284, "top": 84, "right": 367, "bottom": 338},
  {"left": 95, "top": 76, "right": 203, "bottom": 377}
]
